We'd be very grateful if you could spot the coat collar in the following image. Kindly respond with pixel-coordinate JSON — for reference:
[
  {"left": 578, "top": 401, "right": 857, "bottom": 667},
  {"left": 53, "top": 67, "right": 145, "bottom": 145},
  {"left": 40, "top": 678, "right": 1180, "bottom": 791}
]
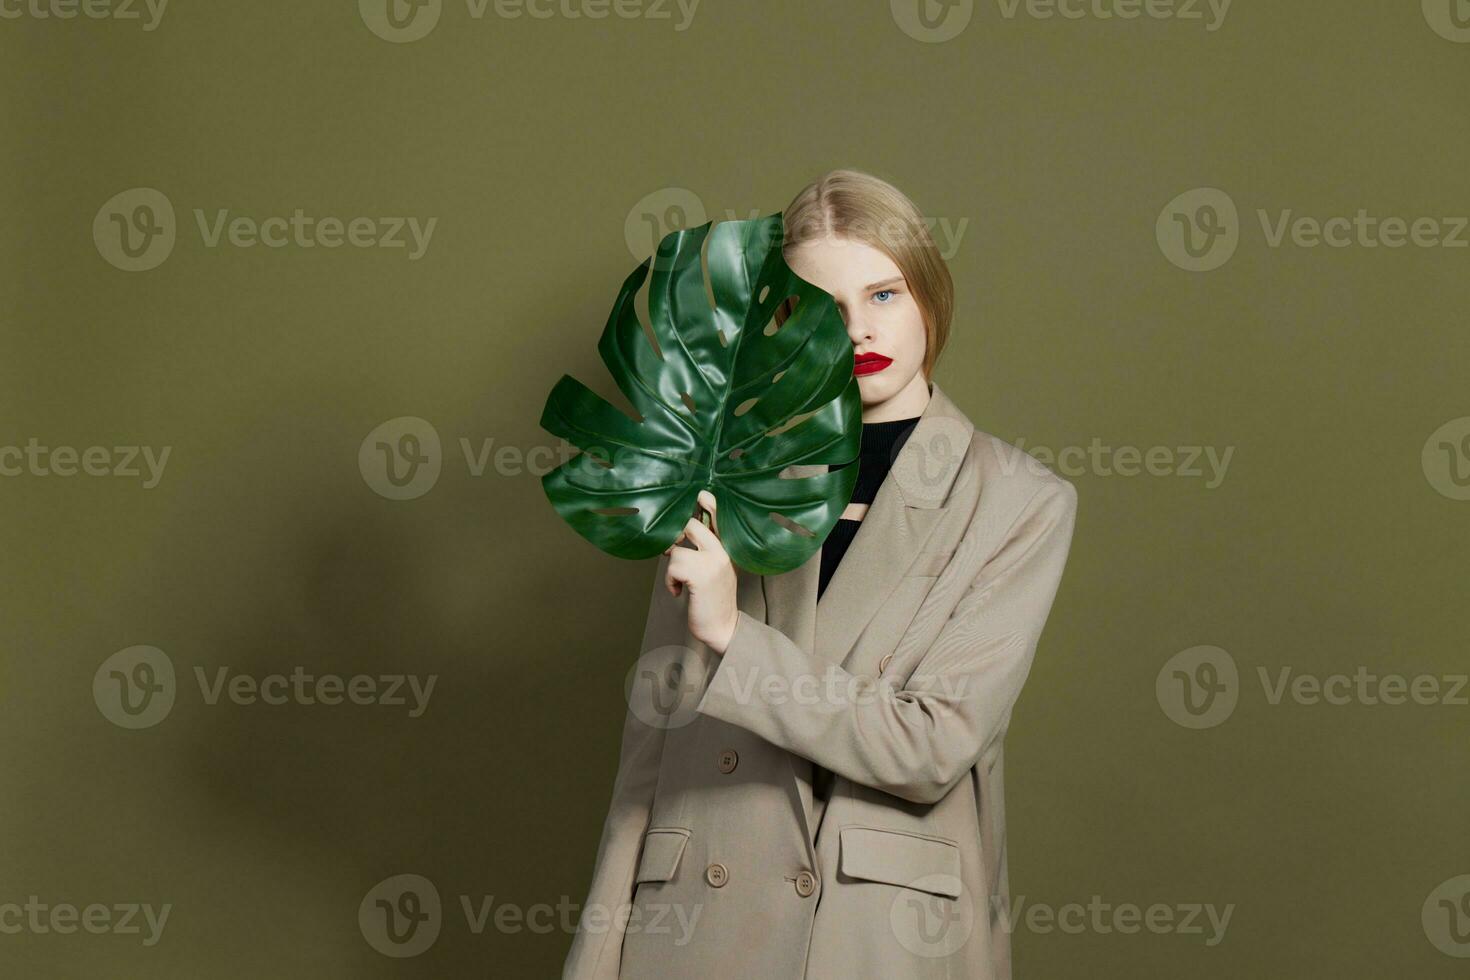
[{"left": 760, "top": 381, "right": 974, "bottom": 670}]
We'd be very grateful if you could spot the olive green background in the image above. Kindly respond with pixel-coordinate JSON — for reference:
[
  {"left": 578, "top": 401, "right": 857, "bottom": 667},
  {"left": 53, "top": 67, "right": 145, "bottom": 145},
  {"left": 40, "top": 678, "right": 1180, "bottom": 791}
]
[{"left": 3, "top": 0, "right": 1467, "bottom": 976}]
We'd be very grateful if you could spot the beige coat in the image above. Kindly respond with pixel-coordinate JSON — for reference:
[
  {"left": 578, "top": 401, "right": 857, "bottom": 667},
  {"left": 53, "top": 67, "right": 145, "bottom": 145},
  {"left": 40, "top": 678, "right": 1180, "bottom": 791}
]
[{"left": 563, "top": 382, "right": 1078, "bottom": 979}]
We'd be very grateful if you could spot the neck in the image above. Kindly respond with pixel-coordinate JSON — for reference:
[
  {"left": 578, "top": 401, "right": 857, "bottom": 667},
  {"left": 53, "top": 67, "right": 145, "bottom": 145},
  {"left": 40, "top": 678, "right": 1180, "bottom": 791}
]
[{"left": 861, "top": 373, "right": 931, "bottom": 423}]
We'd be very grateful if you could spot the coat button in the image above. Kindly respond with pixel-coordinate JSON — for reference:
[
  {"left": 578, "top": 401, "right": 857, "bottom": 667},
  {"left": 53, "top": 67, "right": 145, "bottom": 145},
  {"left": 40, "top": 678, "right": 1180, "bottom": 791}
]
[
  {"left": 706, "top": 863, "right": 728, "bottom": 888},
  {"left": 794, "top": 870, "right": 816, "bottom": 897},
  {"left": 717, "top": 749, "right": 739, "bottom": 773},
  {"left": 878, "top": 654, "right": 893, "bottom": 674}
]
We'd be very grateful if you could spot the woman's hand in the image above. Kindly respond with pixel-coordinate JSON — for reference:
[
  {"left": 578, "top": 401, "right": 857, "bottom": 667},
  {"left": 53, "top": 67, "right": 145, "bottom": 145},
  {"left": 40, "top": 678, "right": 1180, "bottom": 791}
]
[{"left": 664, "top": 490, "right": 739, "bottom": 655}]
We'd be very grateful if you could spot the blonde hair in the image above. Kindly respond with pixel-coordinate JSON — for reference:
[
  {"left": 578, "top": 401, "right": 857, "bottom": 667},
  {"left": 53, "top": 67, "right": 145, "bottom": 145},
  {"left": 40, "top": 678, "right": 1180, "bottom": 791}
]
[{"left": 778, "top": 169, "right": 954, "bottom": 380}]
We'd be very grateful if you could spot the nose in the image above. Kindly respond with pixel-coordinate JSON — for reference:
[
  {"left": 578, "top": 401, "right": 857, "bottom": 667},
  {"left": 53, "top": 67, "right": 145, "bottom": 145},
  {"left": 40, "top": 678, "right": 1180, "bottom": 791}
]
[{"left": 842, "top": 306, "right": 874, "bottom": 347}]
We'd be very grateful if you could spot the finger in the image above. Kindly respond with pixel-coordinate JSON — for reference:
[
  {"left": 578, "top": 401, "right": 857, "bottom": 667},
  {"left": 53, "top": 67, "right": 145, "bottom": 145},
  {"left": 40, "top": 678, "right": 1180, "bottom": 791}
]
[
  {"left": 683, "top": 515, "right": 721, "bottom": 552},
  {"left": 663, "top": 526, "right": 691, "bottom": 555},
  {"left": 697, "top": 490, "right": 719, "bottom": 536},
  {"left": 665, "top": 552, "right": 686, "bottom": 595}
]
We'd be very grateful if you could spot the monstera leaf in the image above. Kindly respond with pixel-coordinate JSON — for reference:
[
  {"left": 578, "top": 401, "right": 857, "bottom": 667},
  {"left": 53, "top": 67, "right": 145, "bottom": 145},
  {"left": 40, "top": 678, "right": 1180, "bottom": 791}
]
[{"left": 539, "top": 213, "right": 860, "bottom": 575}]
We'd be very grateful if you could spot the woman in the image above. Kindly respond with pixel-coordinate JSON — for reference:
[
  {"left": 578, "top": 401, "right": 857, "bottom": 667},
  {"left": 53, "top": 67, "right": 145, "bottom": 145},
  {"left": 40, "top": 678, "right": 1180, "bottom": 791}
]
[{"left": 564, "top": 170, "right": 1078, "bottom": 979}]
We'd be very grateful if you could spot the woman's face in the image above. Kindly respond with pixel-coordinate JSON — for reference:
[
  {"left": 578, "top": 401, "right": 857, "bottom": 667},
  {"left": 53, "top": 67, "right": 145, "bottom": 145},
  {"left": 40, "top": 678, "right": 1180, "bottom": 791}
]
[{"left": 785, "top": 234, "right": 930, "bottom": 419}]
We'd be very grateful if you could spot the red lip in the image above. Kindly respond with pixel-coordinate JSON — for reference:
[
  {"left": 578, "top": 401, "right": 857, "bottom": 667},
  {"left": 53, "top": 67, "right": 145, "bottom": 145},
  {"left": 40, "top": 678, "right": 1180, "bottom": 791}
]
[{"left": 853, "top": 352, "right": 893, "bottom": 376}]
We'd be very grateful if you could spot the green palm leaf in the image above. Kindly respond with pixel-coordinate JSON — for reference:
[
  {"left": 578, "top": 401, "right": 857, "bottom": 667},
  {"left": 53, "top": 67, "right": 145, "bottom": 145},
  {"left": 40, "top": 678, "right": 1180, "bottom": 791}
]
[{"left": 539, "top": 213, "right": 860, "bottom": 575}]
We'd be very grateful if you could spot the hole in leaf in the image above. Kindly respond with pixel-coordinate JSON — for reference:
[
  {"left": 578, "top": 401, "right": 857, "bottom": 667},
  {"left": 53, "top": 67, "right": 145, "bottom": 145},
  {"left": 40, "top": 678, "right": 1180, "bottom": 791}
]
[
  {"left": 764, "top": 295, "right": 799, "bottom": 336},
  {"left": 765, "top": 409, "right": 817, "bottom": 436},
  {"left": 716, "top": 328, "right": 728, "bottom": 347},
  {"left": 728, "top": 447, "right": 745, "bottom": 460},
  {"left": 701, "top": 225, "right": 717, "bottom": 311},
  {"left": 733, "top": 397, "right": 759, "bottom": 417},
  {"left": 634, "top": 270, "right": 663, "bottom": 360},
  {"left": 680, "top": 391, "right": 697, "bottom": 413},
  {"left": 770, "top": 512, "right": 815, "bottom": 537},
  {"left": 772, "top": 369, "right": 787, "bottom": 384},
  {"left": 591, "top": 506, "right": 638, "bottom": 516},
  {"left": 758, "top": 284, "right": 770, "bottom": 303}
]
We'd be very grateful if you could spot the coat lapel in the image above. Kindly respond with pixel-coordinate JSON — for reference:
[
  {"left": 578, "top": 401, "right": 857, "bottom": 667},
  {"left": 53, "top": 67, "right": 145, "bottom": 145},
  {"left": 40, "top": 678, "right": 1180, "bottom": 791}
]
[
  {"left": 746, "top": 382, "right": 973, "bottom": 848},
  {"left": 760, "top": 382, "right": 974, "bottom": 670}
]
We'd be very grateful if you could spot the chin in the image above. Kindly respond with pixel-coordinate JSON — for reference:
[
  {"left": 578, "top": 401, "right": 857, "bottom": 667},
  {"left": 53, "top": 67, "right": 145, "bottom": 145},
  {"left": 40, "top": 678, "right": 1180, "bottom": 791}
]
[
  {"left": 856, "top": 369, "right": 917, "bottom": 406},
  {"left": 856, "top": 377, "right": 895, "bottom": 405}
]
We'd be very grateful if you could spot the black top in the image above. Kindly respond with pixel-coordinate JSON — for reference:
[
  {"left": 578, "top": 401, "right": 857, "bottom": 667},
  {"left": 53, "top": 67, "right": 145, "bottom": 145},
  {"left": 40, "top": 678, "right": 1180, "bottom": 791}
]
[{"left": 817, "top": 415, "right": 922, "bottom": 601}]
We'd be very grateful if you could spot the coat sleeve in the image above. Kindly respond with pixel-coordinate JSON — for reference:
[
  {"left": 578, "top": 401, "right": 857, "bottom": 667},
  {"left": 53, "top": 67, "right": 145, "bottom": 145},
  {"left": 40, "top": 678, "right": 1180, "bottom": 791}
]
[
  {"left": 563, "top": 555, "right": 682, "bottom": 980},
  {"left": 693, "top": 480, "right": 1077, "bottom": 805}
]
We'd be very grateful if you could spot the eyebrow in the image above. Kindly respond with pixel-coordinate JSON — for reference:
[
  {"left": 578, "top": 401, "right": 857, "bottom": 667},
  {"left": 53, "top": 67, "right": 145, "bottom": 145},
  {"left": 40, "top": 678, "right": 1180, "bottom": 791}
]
[{"left": 863, "top": 276, "right": 905, "bottom": 292}]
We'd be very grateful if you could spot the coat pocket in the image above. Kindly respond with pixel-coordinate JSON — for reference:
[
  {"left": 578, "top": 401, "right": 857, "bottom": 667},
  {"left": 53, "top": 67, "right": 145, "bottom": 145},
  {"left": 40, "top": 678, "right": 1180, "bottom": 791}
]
[
  {"left": 634, "top": 827, "right": 691, "bottom": 884},
  {"left": 838, "top": 826, "right": 962, "bottom": 899}
]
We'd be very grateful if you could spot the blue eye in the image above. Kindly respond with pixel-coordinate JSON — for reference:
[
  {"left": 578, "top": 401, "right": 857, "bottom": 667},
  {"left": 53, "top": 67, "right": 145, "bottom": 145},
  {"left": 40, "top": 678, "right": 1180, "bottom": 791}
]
[{"left": 874, "top": 289, "right": 894, "bottom": 303}]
